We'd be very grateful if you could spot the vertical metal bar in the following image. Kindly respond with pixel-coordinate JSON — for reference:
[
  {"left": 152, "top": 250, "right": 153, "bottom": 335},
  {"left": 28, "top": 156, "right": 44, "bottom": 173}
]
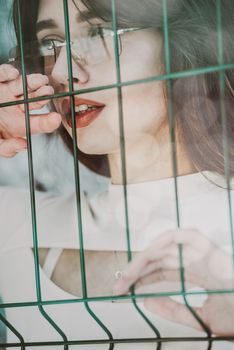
[
  {"left": 16, "top": 1, "right": 69, "bottom": 348},
  {"left": 63, "top": 1, "right": 114, "bottom": 348},
  {"left": 179, "top": 249, "right": 212, "bottom": 338},
  {"left": 162, "top": 0, "right": 212, "bottom": 347},
  {"left": 0, "top": 299, "right": 6, "bottom": 349},
  {"left": 1, "top": 0, "right": 233, "bottom": 348},
  {"left": 216, "top": 0, "right": 234, "bottom": 270},
  {"left": 111, "top": 1, "right": 162, "bottom": 348},
  {"left": 111, "top": 2, "right": 130, "bottom": 257},
  {"left": 0, "top": 313, "right": 25, "bottom": 350},
  {"left": 162, "top": 0, "right": 179, "bottom": 225}
]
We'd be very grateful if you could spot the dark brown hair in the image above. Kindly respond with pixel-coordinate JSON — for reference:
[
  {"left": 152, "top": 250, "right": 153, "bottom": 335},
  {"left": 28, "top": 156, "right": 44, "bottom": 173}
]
[{"left": 12, "top": 0, "right": 234, "bottom": 177}]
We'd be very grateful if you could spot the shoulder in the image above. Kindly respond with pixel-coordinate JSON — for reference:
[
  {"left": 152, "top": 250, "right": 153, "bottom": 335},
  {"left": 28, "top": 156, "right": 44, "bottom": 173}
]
[{"left": 179, "top": 175, "right": 234, "bottom": 246}]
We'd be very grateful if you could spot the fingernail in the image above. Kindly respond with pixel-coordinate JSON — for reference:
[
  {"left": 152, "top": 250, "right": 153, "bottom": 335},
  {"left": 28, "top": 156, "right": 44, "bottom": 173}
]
[
  {"left": 113, "top": 285, "right": 128, "bottom": 296},
  {"left": 112, "top": 282, "right": 124, "bottom": 296},
  {"left": 112, "top": 286, "right": 121, "bottom": 296},
  {"left": 16, "top": 147, "right": 27, "bottom": 153},
  {"left": 49, "top": 113, "right": 62, "bottom": 126},
  {"left": 43, "top": 75, "right": 49, "bottom": 84},
  {"left": 9, "top": 69, "right": 19, "bottom": 80}
]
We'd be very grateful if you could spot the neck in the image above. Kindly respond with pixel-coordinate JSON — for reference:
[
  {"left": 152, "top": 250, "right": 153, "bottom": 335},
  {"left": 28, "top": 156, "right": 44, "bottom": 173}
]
[{"left": 108, "top": 124, "right": 196, "bottom": 185}]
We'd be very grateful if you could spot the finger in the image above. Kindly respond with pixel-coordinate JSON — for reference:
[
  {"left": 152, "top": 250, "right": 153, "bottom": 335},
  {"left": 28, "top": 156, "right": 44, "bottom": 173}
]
[
  {"left": 170, "top": 229, "right": 214, "bottom": 254},
  {"left": 137, "top": 258, "right": 206, "bottom": 289},
  {"left": 136, "top": 268, "right": 181, "bottom": 288},
  {"left": 138, "top": 253, "right": 180, "bottom": 278},
  {"left": 0, "top": 64, "right": 19, "bottom": 82},
  {"left": 8, "top": 74, "right": 49, "bottom": 97},
  {"left": 0, "top": 137, "right": 27, "bottom": 158},
  {"left": 113, "top": 245, "right": 178, "bottom": 295},
  {"left": 19, "top": 85, "right": 55, "bottom": 112},
  {"left": 119, "top": 258, "right": 180, "bottom": 294},
  {"left": 114, "top": 250, "right": 200, "bottom": 295},
  {"left": 146, "top": 228, "right": 210, "bottom": 253},
  {"left": 150, "top": 246, "right": 206, "bottom": 270},
  {"left": 29, "top": 112, "right": 62, "bottom": 134},
  {"left": 113, "top": 229, "right": 210, "bottom": 295},
  {"left": 113, "top": 254, "right": 150, "bottom": 295},
  {"left": 143, "top": 229, "right": 212, "bottom": 263},
  {"left": 144, "top": 297, "right": 204, "bottom": 332},
  {"left": 0, "top": 111, "right": 61, "bottom": 138},
  {"left": 151, "top": 229, "right": 199, "bottom": 248}
]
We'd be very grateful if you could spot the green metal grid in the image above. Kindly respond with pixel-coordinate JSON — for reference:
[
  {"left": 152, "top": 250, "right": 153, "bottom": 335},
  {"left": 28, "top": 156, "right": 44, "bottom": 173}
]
[{"left": 0, "top": 0, "right": 234, "bottom": 348}]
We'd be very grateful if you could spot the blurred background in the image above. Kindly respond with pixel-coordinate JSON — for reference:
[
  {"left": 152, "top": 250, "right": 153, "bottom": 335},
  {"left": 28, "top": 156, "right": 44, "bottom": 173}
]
[
  {"left": 0, "top": 1, "right": 109, "bottom": 347},
  {"left": 0, "top": 0, "right": 15, "bottom": 64},
  {"left": 0, "top": 0, "right": 109, "bottom": 194},
  {"left": 0, "top": 2, "right": 12, "bottom": 346}
]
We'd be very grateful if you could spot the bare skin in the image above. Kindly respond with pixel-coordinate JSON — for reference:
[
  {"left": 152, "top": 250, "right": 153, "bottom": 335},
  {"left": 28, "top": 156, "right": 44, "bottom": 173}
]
[
  {"left": 38, "top": 248, "right": 129, "bottom": 297},
  {"left": 0, "top": 64, "right": 61, "bottom": 157},
  {"left": 113, "top": 229, "right": 234, "bottom": 337}
]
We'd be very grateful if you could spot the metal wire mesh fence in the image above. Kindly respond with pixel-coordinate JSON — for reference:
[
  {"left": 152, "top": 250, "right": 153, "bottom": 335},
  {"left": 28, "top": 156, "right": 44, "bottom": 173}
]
[{"left": 0, "top": 0, "right": 234, "bottom": 348}]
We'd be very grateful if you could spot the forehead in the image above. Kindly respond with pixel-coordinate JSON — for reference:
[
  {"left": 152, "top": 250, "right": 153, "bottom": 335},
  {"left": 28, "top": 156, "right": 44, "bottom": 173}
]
[{"left": 37, "top": 0, "right": 88, "bottom": 24}]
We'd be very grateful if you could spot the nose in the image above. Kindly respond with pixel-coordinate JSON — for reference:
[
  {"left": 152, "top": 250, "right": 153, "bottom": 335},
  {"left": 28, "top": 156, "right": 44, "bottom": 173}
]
[{"left": 50, "top": 47, "right": 89, "bottom": 86}]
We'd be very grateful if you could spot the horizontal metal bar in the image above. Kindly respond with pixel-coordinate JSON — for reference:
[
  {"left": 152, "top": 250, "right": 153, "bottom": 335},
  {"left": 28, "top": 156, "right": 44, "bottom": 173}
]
[
  {"left": 2, "top": 334, "right": 234, "bottom": 348},
  {"left": 1, "top": 62, "right": 234, "bottom": 109},
  {"left": 1, "top": 287, "right": 234, "bottom": 309}
]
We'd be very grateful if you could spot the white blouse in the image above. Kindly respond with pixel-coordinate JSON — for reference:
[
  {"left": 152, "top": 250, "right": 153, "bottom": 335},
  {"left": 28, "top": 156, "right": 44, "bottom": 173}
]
[{"left": 0, "top": 172, "right": 233, "bottom": 349}]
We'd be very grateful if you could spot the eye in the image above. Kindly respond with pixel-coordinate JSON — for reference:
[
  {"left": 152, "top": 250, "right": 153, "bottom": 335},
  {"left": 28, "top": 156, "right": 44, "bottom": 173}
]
[{"left": 39, "top": 38, "right": 64, "bottom": 56}]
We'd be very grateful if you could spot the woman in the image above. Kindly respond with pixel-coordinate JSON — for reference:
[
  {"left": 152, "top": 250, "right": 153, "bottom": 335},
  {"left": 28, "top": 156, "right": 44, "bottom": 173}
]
[{"left": 0, "top": 0, "right": 234, "bottom": 349}]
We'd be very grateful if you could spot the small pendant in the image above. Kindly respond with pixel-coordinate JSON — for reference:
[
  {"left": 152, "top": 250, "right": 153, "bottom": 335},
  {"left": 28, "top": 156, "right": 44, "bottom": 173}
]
[{"left": 115, "top": 270, "right": 123, "bottom": 280}]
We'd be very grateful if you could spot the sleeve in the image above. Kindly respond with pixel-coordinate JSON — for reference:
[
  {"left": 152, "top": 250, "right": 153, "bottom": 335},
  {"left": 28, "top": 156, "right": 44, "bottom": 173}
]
[
  {"left": 0, "top": 186, "right": 96, "bottom": 253},
  {"left": 0, "top": 186, "right": 32, "bottom": 250}
]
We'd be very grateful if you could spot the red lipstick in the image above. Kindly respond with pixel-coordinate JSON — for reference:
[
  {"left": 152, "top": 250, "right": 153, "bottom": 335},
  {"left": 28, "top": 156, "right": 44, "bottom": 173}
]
[{"left": 62, "top": 98, "right": 105, "bottom": 128}]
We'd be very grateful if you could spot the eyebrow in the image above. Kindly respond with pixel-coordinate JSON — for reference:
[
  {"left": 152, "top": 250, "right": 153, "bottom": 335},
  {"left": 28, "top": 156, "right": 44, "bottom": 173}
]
[
  {"left": 36, "top": 11, "right": 98, "bottom": 34},
  {"left": 36, "top": 19, "right": 57, "bottom": 34}
]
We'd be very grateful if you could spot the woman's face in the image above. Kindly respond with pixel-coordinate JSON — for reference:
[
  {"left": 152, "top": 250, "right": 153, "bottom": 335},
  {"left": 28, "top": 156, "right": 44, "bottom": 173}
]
[{"left": 37, "top": 0, "right": 167, "bottom": 155}]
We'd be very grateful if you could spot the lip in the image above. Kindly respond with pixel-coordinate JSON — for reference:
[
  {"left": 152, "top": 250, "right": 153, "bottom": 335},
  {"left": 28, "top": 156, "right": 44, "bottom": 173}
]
[{"left": 62, "top": 97, "right": 105, "bottom": 128}]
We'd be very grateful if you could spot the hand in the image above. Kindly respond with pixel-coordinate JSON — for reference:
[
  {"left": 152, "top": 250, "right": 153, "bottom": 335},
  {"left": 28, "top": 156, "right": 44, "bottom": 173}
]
[
  {"left": 0, "top": 64, "right": 62, "bottom": 157},
  {"left": 114, "top": 229, "right": 234, "bottom": 336}
]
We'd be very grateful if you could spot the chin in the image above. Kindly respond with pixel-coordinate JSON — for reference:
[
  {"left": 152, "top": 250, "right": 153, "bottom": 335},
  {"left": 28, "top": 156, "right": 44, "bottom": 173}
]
[
  {"left": 76, "top": 137, "right": 103, "bottom": 155},
  {"left": 78, "top": 147, "right": 106, "bottom": 155},
  {"left": 77, "top": 138, "right": 119, "bottom": 156}
]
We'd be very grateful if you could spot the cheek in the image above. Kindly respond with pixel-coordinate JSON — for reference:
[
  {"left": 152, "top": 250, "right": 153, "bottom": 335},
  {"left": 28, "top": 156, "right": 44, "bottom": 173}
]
[
  {"left": 88, "top": 63, "right": 117, "bottom": 87},
  {"left": 120, "top": 82, "right": 167, "bottom": 135},
  {"left": 76, "top": 82, "right": 167, "bottom": 155},
  {"left": 121, "top": 55, "right": 160, "bottom": 82},
  {"left": 120, "top": 33, "right": 163, "bottom": 82}
]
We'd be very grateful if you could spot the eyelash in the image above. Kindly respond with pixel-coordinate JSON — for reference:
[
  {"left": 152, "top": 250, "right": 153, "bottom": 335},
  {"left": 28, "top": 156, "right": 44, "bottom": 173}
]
[
  {"left": 38, "top": 24, "right": 114, "bottom": 54},
  {"left": 88, "top": 25, "right": 112, "bottom": 38},
  {"left": 40, "top": 36, "right": 63, "bottom": 48},
  {"left": 42, "top": 24, "right": 111, "bottom": 40}
]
